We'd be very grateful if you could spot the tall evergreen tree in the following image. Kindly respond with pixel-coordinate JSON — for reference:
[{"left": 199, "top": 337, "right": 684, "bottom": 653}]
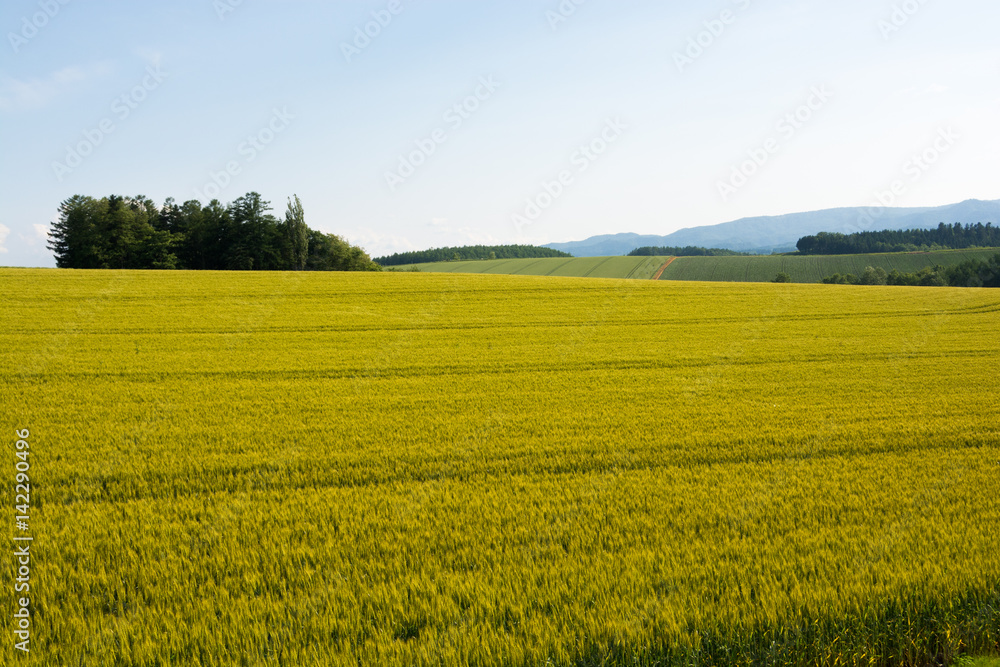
[
  {"left": 48, "top": 195, "right": 104, "bottom": 268},
  {"left": 227, "top": 192, "right": 284, "bottom": 270},
  {"left": 200, "top": 199, "right": 232, "bottom": 270},
  {"left": 283, "top": 195, "right": 309, "bottom": 271}
]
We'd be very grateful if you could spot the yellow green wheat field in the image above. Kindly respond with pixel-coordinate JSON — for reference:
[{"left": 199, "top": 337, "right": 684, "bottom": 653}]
[{"left": 1, "top": 269, "right": 998, "bottom": 666}]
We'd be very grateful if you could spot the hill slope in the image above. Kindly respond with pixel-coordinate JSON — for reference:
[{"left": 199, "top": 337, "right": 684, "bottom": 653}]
[
  {"left": 658, "top": 248, "right": 1000, "bottom": 283},
  {"left": 402, "top": 255, "right": 669, "bottom": 280},
  {"left": 403, "top": 248, "right": 999, "bottom": 283},
  {"left": 545, "top": 199, "right": 1000, "bottom": 256}
]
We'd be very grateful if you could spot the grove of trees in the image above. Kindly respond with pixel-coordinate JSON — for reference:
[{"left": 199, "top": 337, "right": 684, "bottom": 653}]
[
  {"left": 797, "top": 223, "right": 1000, "bottom": 255},
  {"left": 821, "top": 254, "right": 1000, "bottom": 287},
  {"left": 628, "top": 246, "right": 748, "bottom": 257},
  {"left": 47, "top": 193, "right": 380, "bottom": 271},
  {"left": 374, "top": 245, "right": 571, "bottom": 267}
]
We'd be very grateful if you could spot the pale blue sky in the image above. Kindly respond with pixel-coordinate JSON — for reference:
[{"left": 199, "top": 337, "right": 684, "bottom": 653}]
[{"left": 2, "top": 0, "right": 998, "bottom": 266}]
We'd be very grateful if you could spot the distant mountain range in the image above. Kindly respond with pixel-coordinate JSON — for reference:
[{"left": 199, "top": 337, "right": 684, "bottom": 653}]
[{"left": 544, "top": 199, "right": 1000, "bottom": 257}]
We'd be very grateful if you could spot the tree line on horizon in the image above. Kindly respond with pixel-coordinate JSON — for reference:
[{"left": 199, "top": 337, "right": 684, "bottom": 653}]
[
  {"left": 374, "top": 245, "right": 571, "bottom": 267},
  {"left": 797, "top": 222, "right": 1000, "bottom": 255},
  {"left": 821, "top": 254, "right": 1000, "bottom": 287},
  {"left": 628, "top": 246, "right": 749, "bottom": 257},
  {"left": 47, "top": 193, "right": 380, "bottom": 271}
]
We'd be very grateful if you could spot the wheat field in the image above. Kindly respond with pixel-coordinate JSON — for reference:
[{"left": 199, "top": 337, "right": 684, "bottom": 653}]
[{"left": 2, "top": 269, "right": 998, "bottom": 666}]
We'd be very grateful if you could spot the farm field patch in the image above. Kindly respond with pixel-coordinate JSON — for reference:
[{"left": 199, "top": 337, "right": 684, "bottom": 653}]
[
  {"left": 659, "top": 248, "right": 1000, "bottom": 283},
  {"left": 403, "top": 248, "right": 1000, "bottom": 284},
  {"left": 401, "top": 255, "right": 669, "bottom": 280}
]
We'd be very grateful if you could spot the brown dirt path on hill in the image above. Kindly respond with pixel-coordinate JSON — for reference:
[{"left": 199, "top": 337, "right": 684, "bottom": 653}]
[{"left": 652, "top": 257, "right": 678, "bottom": 281}]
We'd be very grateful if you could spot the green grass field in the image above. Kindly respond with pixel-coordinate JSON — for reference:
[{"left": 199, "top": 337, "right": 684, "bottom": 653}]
[
  {"left": 658, "top": 248, "right": 1000, "bottom": 283},
  {"left": 2, "top": 269, "right": 999, "bottom": 666},
  {"left": 402, "top": 248, "right": 1000, "bottom": 283},
  {"left": 957, "top": 657, "right": 1000, "bottom": 667},
  {"left": 401, "top": 255, "right": 669, "bottom": 279}
]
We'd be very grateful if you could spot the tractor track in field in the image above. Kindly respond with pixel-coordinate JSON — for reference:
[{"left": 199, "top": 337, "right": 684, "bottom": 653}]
[
  {"left": 581, "top": 256, "right": 615, "bottom": 278},
  {"left": 652, "top": 257, "right": 678, "bottom": 281}
]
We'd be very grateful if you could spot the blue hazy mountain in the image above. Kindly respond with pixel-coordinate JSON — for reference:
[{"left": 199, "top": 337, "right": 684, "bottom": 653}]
[{"left": 544, "top": 199, "right": 1000, "bottom": 256}]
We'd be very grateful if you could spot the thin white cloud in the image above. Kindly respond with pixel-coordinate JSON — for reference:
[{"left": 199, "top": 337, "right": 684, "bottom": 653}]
[
  {"left": 132, "top": 48, "right": 163, "bottom": 67},
  {"left": 0, "top": 62, "right": 113, "bottom": 111},
  {"left": 344, "top": 230, "right": 417, "bottom": 258},
  {"left": 0, "top": 224, "right": 10, "bottom": 253},
  {"left": 18, "top": 224, "right": 50, "bottom": 247},
  {"left": 427, "top": 218, "right": 501, "bottom": 246}
]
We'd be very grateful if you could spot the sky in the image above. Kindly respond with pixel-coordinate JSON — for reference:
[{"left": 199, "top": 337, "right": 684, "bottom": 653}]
[{"left": 1, "top": 0, "right": 998, "bottom": 266}]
